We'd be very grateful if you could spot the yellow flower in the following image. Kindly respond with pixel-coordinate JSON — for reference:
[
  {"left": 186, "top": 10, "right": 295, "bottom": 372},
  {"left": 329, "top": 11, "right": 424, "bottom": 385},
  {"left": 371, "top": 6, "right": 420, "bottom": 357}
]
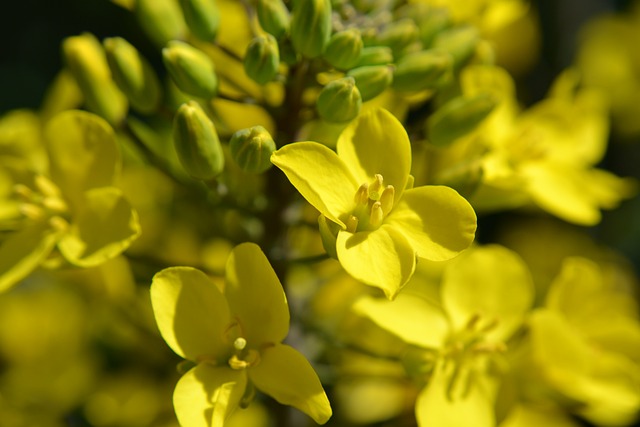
[
  {"left": 354, "top": 245, "right": 535, "bottom": 427},
  {"left": 150, "top": 242, "right": 332, "bottom": 427},
  {"left": 271, "top": 108, "right": 477, "bottom": 298}
]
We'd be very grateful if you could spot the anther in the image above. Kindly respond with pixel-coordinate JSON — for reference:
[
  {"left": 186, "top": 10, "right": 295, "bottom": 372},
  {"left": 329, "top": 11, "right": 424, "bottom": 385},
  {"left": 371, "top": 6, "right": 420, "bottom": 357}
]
[
  {"left": 13, "top": 184, "right": 34, "bottom": 201},
  {"left": 379, "top": 185, "right": 395, "bottom": 215},
  {"left": 354, "top": 183, "right": 369, "bottom": 205},
  {"left": 346, "top": 215, "right": 359, "bottom": 233},
  {"left": 369, "top": 174, "right": 384, "bottom": 200},
  {"left": 19, "top": 203, "right": 44, "bottom": 220},
  {"left": 42, "top": 197, "right": 68, "bottom": 214},
  {"left": 34, "top": 175, "right": 61, "bottom": 198},
  {"left": 369, "top": 202, "right": 384, "bottom": 228}
]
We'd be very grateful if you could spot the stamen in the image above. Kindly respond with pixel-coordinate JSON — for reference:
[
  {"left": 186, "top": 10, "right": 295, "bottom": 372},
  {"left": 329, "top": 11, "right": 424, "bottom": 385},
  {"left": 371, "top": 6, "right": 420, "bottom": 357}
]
[
  {"left": 34, "top": 175, "right": 61, "bottom": 198},
  {"left": 369, "top": 174, "right": 384, "bottom": 200},
  {"left": 354, "top": 183, "right": 369, "bottom": 205},
  {"left": 42, "top": 197, "right": 68, "bottom": 214},
  {"left": 48, "top": 216, "right": 69, "bottom": 232},
  {"left": 19, "top": 203, "right": 44, "bottom": 220},
  {"left": 346, "top": 215, "right": 359, "bottom": 233},
  {"left": 369, "top": 202, "right": 384, "bottom": 227},
  {"left": 379, "top": 185, "right": 395, "bottom": 215},
  {"left": 13, "top": 184, "right": 34, "bottom": 201},
  {"left": 466, "top": 313, "right": 481, "bottom": 331}
]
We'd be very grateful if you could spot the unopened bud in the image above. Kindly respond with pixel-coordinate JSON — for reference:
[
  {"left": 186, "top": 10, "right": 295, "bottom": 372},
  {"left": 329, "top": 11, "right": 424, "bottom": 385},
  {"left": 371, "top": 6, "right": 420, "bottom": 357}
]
[
  {"left": 163, "top": 40, "right": 218, "bottom": 99},
  {"left": 229, "top": 125, "right": 276, "bottom": 174},
  {"left": 257, "top": 0, "right": 290, "bottom": 39},
  {"left": 62, "top": 33, "right": 128, "bottom": 125},
  {"left": 426, "top": 93, "right": 497, "bottom": 147},
  {"left": 243, "top": 34, "right": 280, "bottom": 85},
  {"left": 179, "top": 0, "right": 220, "bottom": 42},
  {"left": 135, "top": 0, "right": 187, "bottom": 47},
  {"left": 104, "top": 37, "right": 162, "bottom": 114},
  {"left": 173, "top": 101, "right": 224, "bottom": 180},
  {"left": 290, "top": 0, "right": 332, "bottom": 58},
  {"left": 355, "top": 46, "right": 394, "bottom": 67},
  {"left": 347, "top": 65, "right": 393, "bottom": 102},
  {"left": 323, "top": 29, "right": 363, "bottom": 70},
  {"left": 433, "top": 26, "right": 479, "bottom": 69},
  {"left": 377, "top": 18, "right": 420, "bottom": 58},
  {"left": 417, "top": 7, "right": 451, "bottom": 47},
  {"left": 316, "top": 77, "right": 362, "bottom": 123},
  {"left": 392, "top": 49, "right": 452, "bottom": 92}
]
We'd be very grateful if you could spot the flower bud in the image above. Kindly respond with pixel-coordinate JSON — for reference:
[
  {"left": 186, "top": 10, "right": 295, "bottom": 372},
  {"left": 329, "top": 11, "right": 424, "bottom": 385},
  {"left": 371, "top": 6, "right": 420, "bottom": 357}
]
[
  {"left": 290, "top": 0, "right": 332, "bottom": 58},
  {"left": 104, "top": 37, "right": 162, "bottom": 114},
  {"left": 173, "top": 101, "right": 224, "bottom": 180},
  {"left": 433, "top": 26, "right": 479, "bottom": 69},
  {"left": 135, "top": 0, "right": 187, "bottom": 47},
  {"left": 355, "top": 46, "right": 394, "bottom": 67},
  {"left": 257, "top": 0, "right": 290, "bottom": 39},
  {"left": 392, "top": 49, "right": 452, "bottom": 92},
  {"left": 243, "top": 34, "right": 280, "bottom": 85},
  {"left": 417, "top": 7, "right": 451, "bottom": 47},
  {"left": 62, "top": 33, "right": 128, "bottom": 125},
  {"left": 179, "top": 0, "right": 220, "bottom": 42},
  {"left": 323, "top": 29, "right": 363, "bottom": 70},
  {"left": 347, "top": 65, "right": 393, "bottom": 102},
  {"left": 163, "top": 40, "right": 218, "bottom": 99},
  {"left": 377, "top": 18, "right": 420, "bottom": 58},
  {"left": 316, "top": 77, "right": 362, "bottom": 123},
  {"left": 229, "top": 126, "right": 276, "bottom": 174},
  {"left": 426, "top": 93, "right": 497, "bottom": 147}
]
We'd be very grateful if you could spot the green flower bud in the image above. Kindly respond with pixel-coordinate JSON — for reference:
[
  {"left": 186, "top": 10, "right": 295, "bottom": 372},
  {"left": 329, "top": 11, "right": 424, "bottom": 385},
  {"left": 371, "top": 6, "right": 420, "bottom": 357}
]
[
  {"left": 347, "top": 65, "right": 393, "bottom": 102},
  {"left": 392, "top": 49, "right": 452, "bottom": 92},
  {"left": 426, "top": 93, "right": 497, "bottom": 147},
  {"left": 290, "top": 0, "right": 332, "bottom": 58},
  {"left": 103, "top": 37, "right": 162, "bottom": 114},
  {"left": 316, "top": 77, "right": 362, "bottom": 123},
  {"left": 323, "top": 29, "right": 363, "bottom": 70},
  {"left": 163, "top": 41, "right": 218, "bottom": 99},
  {"left": 179, "top": 0, "right": 220, "bottom": 42},
  {"left": 173, "top": 101, "right": 224, "bottom": 180},
  {"left": 257, "top": 0, "right": 290, "bottom": 39},
  {"left": 243, "top": 34, "right": 280, "bottom": 85},
  {"left": 355, "top": 46, "right": 394, "bottom": 67},
  {"left": 433, "top": 26, "right": 479, "bottom": 69},
  {"left": 417, "top": 7, "right": 451, "bottom": 47},
  {"left": 377, "top": 18, "right": 420, "bottom": 58},
  {"left": 229, "top": 126, "right": 276, "bottom": 174},
  {"left": 62, "top": 33, "right": 128, "bottom": 125},
  {"left": 136, "top": 0, "right": 187, "bottom": 47}
]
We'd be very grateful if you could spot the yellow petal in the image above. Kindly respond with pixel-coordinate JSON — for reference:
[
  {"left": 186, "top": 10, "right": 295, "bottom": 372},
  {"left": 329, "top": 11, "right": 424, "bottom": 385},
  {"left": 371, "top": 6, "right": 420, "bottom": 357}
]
[
  {"left": 150, "top": 267, "right": 231, "bottom": 361},
  {"left": 385, "top": 186, "right": 477, "bottom": 262},
  {"left": 353, "top": 293, "right": 449, "bottom": 349},
  {"left": 416, "top": 361, "right": 495, "bottom": 427},
  {"left": 174, "top": 364, "right": 247, "bottom": 427},
  {"left": 337, "top": 108, "right": 411, "bottom": 202},
  {"left": 0, "top": 221, "right": 60, "bottom": 293},
  {"left": 58, "top": 187, "right": 140, "bottom": 267},
  {"left": 44, "top": 110, "right": 120, "bottom": 206},
  {"left": 249, "top": 343, "right": 332, "bottom": 424},
  {"left": 336, "top": 226, "right": 416, "bottom": 299},
  {"left": 500, "top": 404, "right": 581, "bottom": 427},
  {"left": 224, "top": 242, "right": 289, "bottom": 345},
  {"left": 271, "top": 142, "right": 357, "bottom": 228},
  {"left": 441, "top": 245, "right": 535, "bottom": 342}
]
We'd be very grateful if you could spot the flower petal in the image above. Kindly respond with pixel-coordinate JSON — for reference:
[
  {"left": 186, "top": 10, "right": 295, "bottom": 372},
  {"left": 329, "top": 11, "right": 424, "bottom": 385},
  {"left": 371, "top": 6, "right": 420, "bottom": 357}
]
[
  {"left": 336, "top": 226, "right": 416, "bottom": 299},
  {"left": 174, "top": 364, "right": 247, "bottom": 427},
  {"left": 224, "top": 242, "right": 289, "bottom": 346},
  {"left": 249, "top": 343, "right": 332, "bottom": 424},
  {"left": 337, "top": 109, "right": 411, "bottom": 201},
  {"left": 150, "top": 267, "right": 231, "bottom": 361},
  {"left": 386, "top": 186, "right": 476, "bottom": 261},
  {"left": 271, "top": 142, "right": 357, "bottom": 228},
  {"left": 44, "top": 110, "right": 119, "bottom": 206},
  {"left": 0, "top": 221, "right": 60, "bottom": 292},
  {"left": 57, "top": 187, "right": 140, "bottom": 267},
  {"left": 353, "top": 293, "right": 449, "bottom": 349},
  {"left": 441, "top": 245, "right": 535, "bottom": 342},
  {"left": 415, "top": 361, "right": 495, "bottom": 427}
]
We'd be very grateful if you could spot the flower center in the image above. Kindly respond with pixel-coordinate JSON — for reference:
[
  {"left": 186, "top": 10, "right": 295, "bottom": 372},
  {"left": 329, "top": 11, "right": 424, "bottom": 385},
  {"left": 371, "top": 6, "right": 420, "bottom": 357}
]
[
  {"left": 13, "top": 174, "right": 70, "bottom": 230},
  {"left": 228, "top": 337, "right": 261, "bottom": 370},
  {"left": 346, "top": 174, "right": 395, "bottom": 233}
]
